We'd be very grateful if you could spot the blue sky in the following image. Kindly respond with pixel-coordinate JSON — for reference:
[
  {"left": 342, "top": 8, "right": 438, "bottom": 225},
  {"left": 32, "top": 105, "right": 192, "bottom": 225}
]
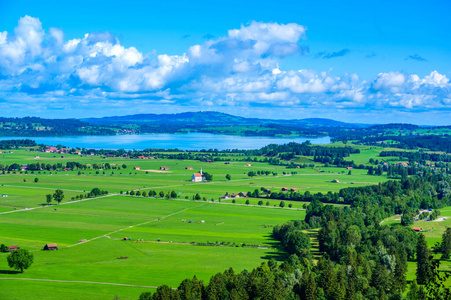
[{"left": 0, "top": 0, "right": 450, "bottom": 124}]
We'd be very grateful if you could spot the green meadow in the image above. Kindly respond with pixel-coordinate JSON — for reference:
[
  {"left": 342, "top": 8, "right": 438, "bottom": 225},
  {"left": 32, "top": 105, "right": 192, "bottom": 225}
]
[{"left": 0, "top": 147, "right": 393, "bottom": 299}]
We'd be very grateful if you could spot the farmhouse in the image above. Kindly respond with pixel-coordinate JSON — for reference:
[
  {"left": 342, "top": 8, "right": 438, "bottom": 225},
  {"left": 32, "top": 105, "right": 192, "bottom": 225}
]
[
  {"left": 413, "top": 227, "right": 423, "bottom": 232},
  {"left": 2, "top": 194, "right": 7, "bottom": 197},
  {"left": 185, "top": 167, "right": 193, "bottom": 170},
  {"left": 332, "top": 179, "right": 340, "bottom": 183},
  {"left": 134, "top": 167, "right": 141, "bottom": 170},
  {"left": 246, "top": 163, "right": 252, "bottom": 167},
  {"left": 281, "top": 187, "right": 289, "bottom": 191},
  {"left": 191, "top": 168, "right": 205, "bottom": 182},
  {"left": 160, "top": 166, "right": 170, "bottom": 170},
  {"left": 43, "top": 243, "right": 58, "bottom": 250},
  {"left": 8, "top": 245, "right": 19, "bottom": 252},
  {"left": 34, "top": 156, "right": 40, "bottom": 159}
]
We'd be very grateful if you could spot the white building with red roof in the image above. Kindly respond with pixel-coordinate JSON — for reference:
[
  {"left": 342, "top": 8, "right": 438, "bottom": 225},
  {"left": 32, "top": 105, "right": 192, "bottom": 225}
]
[{"left": 191, "top": 168, "right": 205, "bottom": 182}]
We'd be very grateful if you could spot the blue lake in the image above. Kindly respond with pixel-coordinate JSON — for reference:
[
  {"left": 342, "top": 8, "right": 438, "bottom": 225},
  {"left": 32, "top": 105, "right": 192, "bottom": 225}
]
[{"left": 0, "top": 133, "right": 331, "bottom": 150}]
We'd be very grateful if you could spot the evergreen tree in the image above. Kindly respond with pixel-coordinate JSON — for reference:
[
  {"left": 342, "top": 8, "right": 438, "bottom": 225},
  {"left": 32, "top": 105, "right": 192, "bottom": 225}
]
[
  {"left": 416, "top": 233, "right": 433, "bottom": 285},
  {"left": 441, "top": 227, "right": 451, "bottom": 260}
]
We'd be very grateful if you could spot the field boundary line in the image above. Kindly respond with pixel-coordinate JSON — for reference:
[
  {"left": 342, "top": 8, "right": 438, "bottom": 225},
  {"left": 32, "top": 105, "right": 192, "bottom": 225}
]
[
  {"left": 0, "top": 277, "right": 159, "bottom": 288},
  {"left": 0, "top": 194, "right": 117, "bottom": 215},
  {"left": 1, "top": 184, "right": 85, "bottom": 192},
  {"left": 66, "top": 203, "right": 206, "bottom": 248}
]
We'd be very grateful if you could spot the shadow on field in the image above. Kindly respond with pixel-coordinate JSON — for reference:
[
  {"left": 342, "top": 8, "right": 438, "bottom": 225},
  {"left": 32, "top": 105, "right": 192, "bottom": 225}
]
[
  {"left": 0, "top": 270, "right": 22, "bottom": 275},
  {"left": 261, "top": 251, "right": 288, "bottom": 262}
]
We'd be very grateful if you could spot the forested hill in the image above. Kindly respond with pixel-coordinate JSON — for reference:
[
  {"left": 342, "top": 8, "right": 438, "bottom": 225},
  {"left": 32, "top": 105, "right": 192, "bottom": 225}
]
[
  {"left": 0, "top": 117, "right": 116, "bottom": 136},
  {"left": 82, "top": 111, "right": 370, "bottom": 128}
]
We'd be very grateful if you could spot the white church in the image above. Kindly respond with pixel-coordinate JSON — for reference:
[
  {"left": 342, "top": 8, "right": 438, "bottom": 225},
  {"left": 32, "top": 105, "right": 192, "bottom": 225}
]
[{"left": 191, "top": 168, "right": 206, "bottom": 182}]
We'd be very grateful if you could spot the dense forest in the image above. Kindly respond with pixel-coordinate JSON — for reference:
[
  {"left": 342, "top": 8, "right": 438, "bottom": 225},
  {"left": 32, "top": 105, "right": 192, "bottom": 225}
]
[{"left": 137, "top": 173, "right": 451, "bottom": 299}]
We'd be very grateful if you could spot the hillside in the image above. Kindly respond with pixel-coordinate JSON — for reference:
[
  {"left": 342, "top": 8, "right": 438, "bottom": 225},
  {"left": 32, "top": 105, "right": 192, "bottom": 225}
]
[{"left": 82, "top": 111, "right": 370, "bottom": 128}]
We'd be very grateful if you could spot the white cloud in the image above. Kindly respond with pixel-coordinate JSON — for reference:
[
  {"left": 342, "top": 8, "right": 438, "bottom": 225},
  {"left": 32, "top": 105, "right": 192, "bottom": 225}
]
[{"left": 0, "top": 16, "right": 450, "bottom": 117}]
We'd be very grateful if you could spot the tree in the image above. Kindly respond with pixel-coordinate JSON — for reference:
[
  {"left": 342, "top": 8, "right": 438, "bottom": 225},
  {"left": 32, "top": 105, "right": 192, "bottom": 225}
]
[
  {"left": 279, "top": 201, "right": 285, "bottom": 208},
  {"left": 90, "top": 187, "right": 101, "bottom": 197},
  {"left": 53, "top": 189, "right": 64, "bottom": 205},
  {"left": 225, "top": 174, "right": 231, "bottom": 181},
  {"left": 195, "top": 193, "right": 201, "bottom": 200},
  {"left": 46, "top": 194, "right": 52, "bottom": 204},
  {"left": 34, "top": 177, "right": 39, "bottom": 183},
  {"left": 171, "top": 190, "right": 177, "bottom": 198},
  {"left": 441, "top": 227, "right": 451, "bottom": 260},
  {"left": 122, "top": 164, "right": 127, "bottom": 169},
  {"left": 7, "top": 249, "right": 33, "bottom": 273},
  {"left": 416, "top": 233, "right": 433, "bottom": 284},
  {"left": 203, "top": 172, "right": 213, "bottom": 181},
  {"left": 0, "top": 244, "right": 8, "bottom": 252},
  {"left": 245, "top": 199, "right": 250, "bottom": 205},
  {"left": 159, "top": 191, "right": 164, "bottom": 198},
  {"left": 401, "top": 211, "right": 414, "bottom": 226},
  {"left": 248, "top": 171, "right": 256, "bottom": 178},
  {"left": 258, "top": 200, "right": 263, "bottom": 206}
]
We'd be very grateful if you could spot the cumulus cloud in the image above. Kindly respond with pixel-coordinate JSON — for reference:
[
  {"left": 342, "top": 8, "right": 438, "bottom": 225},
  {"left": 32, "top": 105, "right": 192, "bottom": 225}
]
[{"left": 0, "top": 16, "right": 450, "bottom": 117}]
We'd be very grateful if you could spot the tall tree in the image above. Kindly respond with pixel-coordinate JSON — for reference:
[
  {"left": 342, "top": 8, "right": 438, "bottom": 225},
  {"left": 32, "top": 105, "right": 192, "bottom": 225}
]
[
  {"left": 53, "top": 189, "right": 64, "bottom": 205},
  {"left": 441, "top": 227, "right": 451, "bottom": 260},
  {"left": 416, "top": 233, "right": 433, "bottom": 285}
]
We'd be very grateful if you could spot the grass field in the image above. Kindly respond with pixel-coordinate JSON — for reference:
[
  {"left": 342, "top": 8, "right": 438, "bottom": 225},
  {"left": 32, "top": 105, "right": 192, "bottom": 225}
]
[
  {"left": 0, "top": 147, "right": 394, "bottom": 299},
  {"left": 0, "top": 195, "right": 305, "bottom": 299}
]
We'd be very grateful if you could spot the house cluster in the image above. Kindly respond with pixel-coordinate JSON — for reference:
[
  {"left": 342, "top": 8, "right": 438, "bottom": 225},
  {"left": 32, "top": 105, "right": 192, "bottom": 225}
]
[
  {"left": 137, "top": 156, "right": 156, "bottom": 159},
  {"left": 221, "top": 192, "right": 247, "bottom": 200},
  {"left": 0, "top": 151, "right": 14, "bottom": 154},
  {"left": 43, "top": 146, "right": 69, "bottom": 154},
  {"left": 281, "top": 187, "right": 297, "bottom": 192}
]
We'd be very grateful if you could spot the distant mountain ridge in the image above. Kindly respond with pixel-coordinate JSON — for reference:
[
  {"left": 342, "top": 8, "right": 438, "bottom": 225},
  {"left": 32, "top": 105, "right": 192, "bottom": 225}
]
[{"left": 82, "top": 111, "right": 372, "bottom": 128}]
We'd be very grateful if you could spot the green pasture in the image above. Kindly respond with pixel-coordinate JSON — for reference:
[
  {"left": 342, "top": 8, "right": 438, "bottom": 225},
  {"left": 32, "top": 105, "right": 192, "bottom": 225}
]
[
  {"left": 0, "top": 147, "right": 399, "bottom": 299},
  {"left": 0, "top": 195, "right": 301, "bottom": 299},
  {"left": 0, "top": 148, "right": 391, "bottom": 212}
]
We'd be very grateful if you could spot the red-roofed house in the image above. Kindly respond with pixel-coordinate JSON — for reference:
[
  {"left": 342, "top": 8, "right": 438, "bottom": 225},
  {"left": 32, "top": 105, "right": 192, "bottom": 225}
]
[{"left": 413, "top": 227, "right": 423, "bottom": 232}]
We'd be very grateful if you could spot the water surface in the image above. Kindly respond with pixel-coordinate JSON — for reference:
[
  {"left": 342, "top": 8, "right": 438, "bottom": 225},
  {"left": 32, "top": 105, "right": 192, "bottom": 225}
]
[{"left": 0, "top": 133, "right": 331, "bottom": 150}]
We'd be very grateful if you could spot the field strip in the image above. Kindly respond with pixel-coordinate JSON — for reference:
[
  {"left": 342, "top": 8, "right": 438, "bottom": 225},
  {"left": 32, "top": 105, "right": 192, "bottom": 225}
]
[
  {"left": 0, "top": 278, "right": 159, "bottom": 288},
  {"left": 0, "top": 194, "right": 117, "bottom": 215},
  {"left": 66, "top": 203, "right": 206, "bottom": 248},
  {"left": 132, "top": 172, "right": 345, "bottom": 192},
  {"left": 1, "top": 184, "right": 85, "bottom": 192},
  {"left": 121, "top": 195, "right": 305, "bottom": 210}
]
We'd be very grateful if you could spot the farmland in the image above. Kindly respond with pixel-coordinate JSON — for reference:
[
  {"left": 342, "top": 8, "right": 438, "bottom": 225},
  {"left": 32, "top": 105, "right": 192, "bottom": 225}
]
[{"left": 0, "top": 144, "right": 448, "bottom": 299}]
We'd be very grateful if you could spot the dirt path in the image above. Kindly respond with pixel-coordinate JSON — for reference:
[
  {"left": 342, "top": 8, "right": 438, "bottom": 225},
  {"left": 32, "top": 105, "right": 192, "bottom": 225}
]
[{"left": 0, "top": 277, "right": 159, "bottom": 288}]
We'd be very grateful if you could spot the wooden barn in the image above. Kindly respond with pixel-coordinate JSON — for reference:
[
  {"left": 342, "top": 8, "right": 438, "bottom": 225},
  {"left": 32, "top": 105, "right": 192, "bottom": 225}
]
[
  {"left": 8, "top": 245, "right": 19, "bottom": 252},
  {"left": 43, "top": 243, "right": 58, "bottom": 250}
]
